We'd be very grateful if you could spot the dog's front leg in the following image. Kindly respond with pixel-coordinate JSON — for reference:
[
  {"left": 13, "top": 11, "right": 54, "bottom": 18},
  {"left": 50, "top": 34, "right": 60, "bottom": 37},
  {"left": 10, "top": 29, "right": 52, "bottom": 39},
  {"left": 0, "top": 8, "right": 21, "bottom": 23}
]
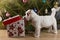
[{"left": 34, "top": 25, "right": 41, "bottom": 38}]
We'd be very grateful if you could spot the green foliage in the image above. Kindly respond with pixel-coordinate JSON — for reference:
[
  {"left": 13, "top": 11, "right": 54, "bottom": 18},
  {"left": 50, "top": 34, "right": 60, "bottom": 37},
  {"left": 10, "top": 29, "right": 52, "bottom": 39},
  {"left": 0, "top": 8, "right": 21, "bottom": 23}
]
[
  {"left": 0, "top": 0, "right": 55, "bottom": 18},
  {"left": 0, "top": 21, "right": 5, "bottom": 29}
]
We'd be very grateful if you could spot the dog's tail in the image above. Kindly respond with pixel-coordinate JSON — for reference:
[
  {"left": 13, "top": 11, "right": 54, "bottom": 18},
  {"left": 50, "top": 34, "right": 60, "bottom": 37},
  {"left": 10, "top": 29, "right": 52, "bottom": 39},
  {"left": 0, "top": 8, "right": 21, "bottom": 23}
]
[
  {"left": 51, "top": 8, "right": 56, "bottom": 17},
  {"left": 51, "top": 7, "right": 60, "bottom": 17}
]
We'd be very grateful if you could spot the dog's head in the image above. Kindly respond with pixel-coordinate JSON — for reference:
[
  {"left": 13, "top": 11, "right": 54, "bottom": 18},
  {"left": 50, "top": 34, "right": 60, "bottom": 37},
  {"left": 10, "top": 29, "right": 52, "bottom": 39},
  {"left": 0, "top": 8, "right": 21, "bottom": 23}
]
[{"left": 24, "top": 9, "right": 31, "bottom": 21}]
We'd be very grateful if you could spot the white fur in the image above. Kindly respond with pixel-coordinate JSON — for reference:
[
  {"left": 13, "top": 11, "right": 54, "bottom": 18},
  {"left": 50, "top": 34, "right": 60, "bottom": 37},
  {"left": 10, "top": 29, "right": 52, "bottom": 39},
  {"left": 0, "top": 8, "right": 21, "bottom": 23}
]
[
  {"left": 51, "top": 7, "right": 60, "bottom": 16},
  {"left": 24, "top": 9, "right": 58, "bottom": 38}
]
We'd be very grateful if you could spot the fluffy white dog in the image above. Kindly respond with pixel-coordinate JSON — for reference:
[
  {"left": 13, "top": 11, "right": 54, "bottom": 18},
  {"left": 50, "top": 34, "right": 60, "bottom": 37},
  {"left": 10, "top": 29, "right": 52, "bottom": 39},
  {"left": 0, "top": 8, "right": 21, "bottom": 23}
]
[{"left": 24, "top": 9, "right": 58, "bottom": 38}]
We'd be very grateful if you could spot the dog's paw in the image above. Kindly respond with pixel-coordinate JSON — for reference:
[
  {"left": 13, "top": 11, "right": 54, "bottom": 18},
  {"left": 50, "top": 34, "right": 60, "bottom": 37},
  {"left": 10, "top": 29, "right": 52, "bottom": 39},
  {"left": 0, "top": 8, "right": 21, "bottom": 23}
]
[
  {"left": 34, "top": 34, "right": 40, "bottom": 38},
  {"left": 53, "top": 32, "right": 58, "bottom": 34},
  {"left": 34, "top": 36, "right": 40, "bottom": 38}
]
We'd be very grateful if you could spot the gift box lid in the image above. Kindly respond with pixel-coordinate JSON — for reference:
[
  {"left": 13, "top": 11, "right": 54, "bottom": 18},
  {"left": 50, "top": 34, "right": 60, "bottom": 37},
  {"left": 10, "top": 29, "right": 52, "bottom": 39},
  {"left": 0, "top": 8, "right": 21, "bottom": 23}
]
[{"left": 3, "top": 15, "right": 22, "bottom": 26}]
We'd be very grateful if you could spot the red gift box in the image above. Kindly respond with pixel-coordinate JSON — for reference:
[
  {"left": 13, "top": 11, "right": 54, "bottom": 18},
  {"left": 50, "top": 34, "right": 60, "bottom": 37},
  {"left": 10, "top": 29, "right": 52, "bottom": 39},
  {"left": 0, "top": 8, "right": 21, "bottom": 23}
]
[
  {"left": 3, "top": 15, "right": 22, "bottom": 26},
  {"left": 3, "top": 15, "right": 25, "bottom": 37}
]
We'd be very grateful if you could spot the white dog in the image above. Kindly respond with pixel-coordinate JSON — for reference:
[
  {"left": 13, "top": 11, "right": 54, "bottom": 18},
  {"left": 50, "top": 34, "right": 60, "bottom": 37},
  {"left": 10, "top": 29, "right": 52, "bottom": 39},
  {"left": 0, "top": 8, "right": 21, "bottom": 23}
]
[{"left": 24, "top": 9, "right": 57, "bottom": 38}]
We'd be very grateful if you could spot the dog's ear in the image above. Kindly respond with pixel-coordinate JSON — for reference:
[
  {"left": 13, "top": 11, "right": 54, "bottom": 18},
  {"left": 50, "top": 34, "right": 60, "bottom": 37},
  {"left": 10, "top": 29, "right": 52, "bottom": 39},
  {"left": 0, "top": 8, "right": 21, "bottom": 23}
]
[{"left": 27, "top": 10, "right": 31, "bottom": 16}]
